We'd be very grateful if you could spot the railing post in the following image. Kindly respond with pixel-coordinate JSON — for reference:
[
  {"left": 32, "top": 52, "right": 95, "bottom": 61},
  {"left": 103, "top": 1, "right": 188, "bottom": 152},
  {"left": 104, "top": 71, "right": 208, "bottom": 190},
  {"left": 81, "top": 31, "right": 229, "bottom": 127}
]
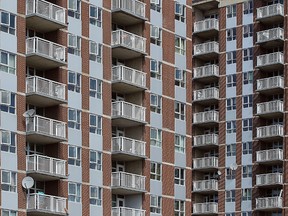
[
  {"left": 50, "top": 157, "right": 53, "bottom": 174},
  {"left": 36, "top": 155, "right": 38, "bottom": 171},
  {"left": 50, "top": 118, "right": 53, "bottom": 136}
]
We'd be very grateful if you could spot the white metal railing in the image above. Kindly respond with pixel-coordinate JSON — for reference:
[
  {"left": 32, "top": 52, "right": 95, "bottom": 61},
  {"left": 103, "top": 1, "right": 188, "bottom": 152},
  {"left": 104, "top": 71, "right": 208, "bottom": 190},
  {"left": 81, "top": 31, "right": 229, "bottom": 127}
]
[
  {"left": 256, "top": 197, "right": 282, "bottom": 209},
  {"left": 27, "top": 193, "right": 66, "bottom": 213},
  {"left": 112, "top": 101, "right": 146, "bottom": 122},
  {"left": 257, "top": 52, "right": 284, "bottom": 67},
  {"left": 194, "top": 41, "right": 219, "bottom": 56},
  {"left": 193, "top": 179, "right": 218, "bottom": 192},
  {"left": 194, "top": 87, "right": 219, "bottom": 101},
  {"left": 257, "top": 100, "right": 283, "bottom": 115},
  {"left": 26, "top": 76, "right": 66, "bottom": 101},
  {"left": 112, "top": 136, "right": 145, "bottom": 157},
  {"left": 111, "top": 207, "right": 145, "bottom": 216},
  {"left": 26, "top": 154, "right": 66, "bottom": 177},
  {"left": 112, "top": 30, "right": 146, "bottom": 53},
  {"left": 257, "top": 3, "right": 284, "bottom": 19},
  {"left": 194, "top": 18, "right": 219, "bottom": 33},
  {"left": 193, "top": 111, "right": 219, "bottom": 124},
  {"left": 256, "top": 173, "right": 283, "bottom": 186},
  {"left": 112, "top": 0, "right": 145, "bottom": 18},
  {"left": 256, "top": 149, "right": 283, "bottom": 162},
  {"left": 257, "top": 76, "right": 284, "bottom": 91},
  {"left": 193, "top": 134, "right": 218, "bottom": 147},
  {"left": 257, "top": 28, "right": 284, "bottom": 43},
  {"left": 193, "top": 203, "right": 218, "bottom": 214},
  {"left": 26, "top": 37, "right": 66, "bottom": 62},
  {"left": 26, "top": 115, "right": 66, "bottom": 139},
  {"left": 193, "top": 64, "right": 219, "bottom": 79},
  {"left": 26, "top": 0, "right": 66, "bottom": 25},
  {"left": 112, "top": 65, "right": 146, "bottom": 88},
  {"left": 256, "top": 125, "right": 283, "bottom": 139},
  {"left": 111, "top": 172, "right": 145, "bottom": 191},
  {"left": 193, "top": 157, "right": 218, "bottom": 169}
]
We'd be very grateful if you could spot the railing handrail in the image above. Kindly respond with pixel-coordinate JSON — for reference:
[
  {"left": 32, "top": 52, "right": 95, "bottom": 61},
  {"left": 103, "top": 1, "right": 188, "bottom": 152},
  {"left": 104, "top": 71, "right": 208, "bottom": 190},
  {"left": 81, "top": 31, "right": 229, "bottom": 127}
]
[
  {"left": 112, "top": 65, "right": 146, "bottom": 87},
  {"left": 257, "top": 148, "right": 283, "bottom": 154},
  {"left": 194, "top": 18, "right": 219, "bottom": 32},
  {"left": 194, "top": 110, "right": 219, "bottom": 115},
  {"left": 194, "top": 202, "right": 218, "bottom": 206},
  {"left": 257, "top": 51, "right": 283, "bottom": 59},
  {"left": 195, "top": 41, "right": 219, "bottom": 46},
  {"left": 257, "top": 124, "right": 283, "bottom": 130},
  {"left": 194, "top": 87, "right": 219, "bottom": 92},
  {"left": 112, "top": 65, "right": 145, "bottom": 76},
  {"left": 194, "top": 18, "right": 218, "bottom": 24},
  {"left": 32, "top": 114, "right": 66, "bottom": 125},
  {"left": 256, "top": 172, "right": 282, "bottom": 178},
  {"left": 29, "top": 193, "right": 67, "bottom": 201},
  {"left": 112, "top": 0, "right": 146, "bottom": 18},
  {"left": 112, "top": 136, "right": 146, "bottom": 145},
  {"left": 112, "top": 171, "right": 146, "bottom": 179},
  {"left": 112, "top": 29, "right": 147, "bottom": 42},
  {"left": 111, "top": 206, "right": 146, "bottom": 212},
  {"left": 26, "top": 154, "right": 66, "bottom": 163},
  {"left": 257, "top": 3, "right": 284, "bottom": 18},
  {"left": 26, "top": 75, "right": 66, "bottom": 87},
  {"left": 193, "top": 64, "right": 219, "bottom": 77},
  {"left": 194, "top": 156, "right": 218, "bottom": 161},
  {"left": 26, "top": 36, "right": 66, "bottom": 50},
  {"left": 111, "top": 101, "right": 146, "bottom": 111}
]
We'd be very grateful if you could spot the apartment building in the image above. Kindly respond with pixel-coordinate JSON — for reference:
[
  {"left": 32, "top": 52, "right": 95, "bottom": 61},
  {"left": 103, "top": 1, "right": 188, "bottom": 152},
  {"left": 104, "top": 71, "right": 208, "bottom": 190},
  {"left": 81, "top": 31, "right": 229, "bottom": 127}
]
[{"left": 0, "top": 0, "right": 286, "bottom": 215}]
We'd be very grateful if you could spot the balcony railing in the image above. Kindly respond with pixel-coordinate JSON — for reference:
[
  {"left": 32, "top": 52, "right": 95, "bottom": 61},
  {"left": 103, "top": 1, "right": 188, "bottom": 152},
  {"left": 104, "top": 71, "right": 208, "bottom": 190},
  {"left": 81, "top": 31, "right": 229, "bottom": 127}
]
[
  {"left": 257, "top": 3, "right": 284, "bottom": 20},
  {"left": 112, "top": 0, "right": 145, "bottom": 19},
  {"left": 112, "top": 136, "right": 145, "bottom": 157},
  {"left": 257, "top": 28, "right": 284, "bottom": 44},
  {"left": 111, "top": 172, "right": 145, "bottom": 192},
  {"left": 256, "top": 173, "right": 283, "bottom": 186},
  {"left": 193, "top": 157, "right": 218, "bottom": 169},
  {"left": 193, "top": 134, "right": 218, "bottom": 147},
  {"left": 193, "top": 202, "right": 218, "bottom": 214},
  {"left": 257, "top": 76, "right": 284, "bottom": 91},
  {"left": 257, "top": 52, "right": 284, "bottom": 68},
  {"left": 193, "top": 179, "right": 218, "bottom": 192},
  {"left": 193, "top": 111, "right": 219, "bottom": 124},
  {"left": 112, "top": 207, "right": 145, "bottom": 216},
  {"left": 194, "top": 42, "right": 219, "bottom": 56},
  {"left": 26, "top": 154, "right": 66, "bottom": 178},
  {"left": 194, "top": 18, "right": 219, "bottom": 33},
  {"left": 256, "top": 125, "right": 283, "bottom": 139},
  {"left": 256, "top": 197, "right": 282, "bottom": 210},
  {"left": 257, "top": 100, "right": 283, "bottom": 115},
  {"left": 27, "top": 193, "right": 66, "bottom": 214},
  {"left": 194, "top": 87, "right": 219, "bottom": 101},
  {"left": 256, "top": 149, "right": 283, "bottom": 163},
  {"left": 112, "top": 101, "right": 146, "bottom": 122},
  {"left": 193, "top": 65, "right": 219, "bottom": 79}
]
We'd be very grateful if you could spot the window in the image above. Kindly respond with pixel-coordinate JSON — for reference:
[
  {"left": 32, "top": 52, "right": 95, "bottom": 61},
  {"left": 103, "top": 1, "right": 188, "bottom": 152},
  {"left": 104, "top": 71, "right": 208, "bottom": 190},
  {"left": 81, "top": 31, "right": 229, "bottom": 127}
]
[
  {"left": 0, "top": 11, "right": 16, "bottom": 35},
  {"left": 150, "top": 94, "right": 162, "bottom": 114},
  {"left": 150, "top": 25, "right": 162, "bottom": 46},
  {"left": 150, "top": 195, "right": 162, "bottom": 214},
  {"left": 0, "top": 130, "right": 16, "bottom": 153},
  {"left": 68, "top": 71, "right": 81, "bottom": 93},
  {"left": 227, "top": 51, "right": 236, "bottom": 64},
  {"left": 150, "top": 128, "right": 162, "bottom": 147},
  {"left": 151, "top": 0, "right": 161, "bottom": 12},
  {"left": 227, "top": 74, "right": 236, "bottom": 87},
  {"left": 226, "top": 168, "right": 236, "bottom": 180},
  {"left": 226, "top": 190, "right": 235, "bottom": 202},
  {"left": 175, "top": 101, "right": 185, "bottom": 120},
  {"left": 151, "top": 162, "right": 161, "bottom": 181},
  {"left": 150, "top": 59, "right": 162, "bottom": 79},
  {"left": 227, "top": 97, "right": 236, "bottom": 111},
  {"left": 68, "top": 146, "right": 81, "bottom": 166},
  {"left": 0, "top": 90, "right": 15, "bottom": 114},
  {"left": 0, "top": 50, "right": 16, "bottom": 74},
  {"left": 174, "top": 200, "right": 185, "bottom": 216},
  {"left": 243, "top": 95, "right": 252, "bottom": 108},
  {"left": 68, "top": 0, "right": 81, "bottom": 19},
  {"left": 89, "top": 41, "right": 102, "bottom": 63},
  {"left": 89, "top": 5, "right": 102, "bottom": 27},
  {"left": 175, "top": 134, "right": 185, "bottom": 153},
  {"left": 227, "top": 28, "right": 236, "bottom": 41},
  {"left": 175, "top": 2, "right": 185, "bottom": 22},
  {"left": 89, "top": 114, "right": 102, "bottom": 135},
  {"left": 226, "top": 214, "right": 235, "bottom": 216},
  {"left": 68, "top": 182, "right": 81, "bottom": 202},
  {"left": 226, "top": 143, "right": 236, "bottom": 156},
  {"left": 68, "top": 34, "right": 81, "bottom": 56},
  {"left": 243, "top": 48, "right": 253, "bottom": 61},
  {"left": 1, "top": 170, "right": 16, "bottom": 192},
  {"left": 242, "top": 165, "right": 252, "bottom": 178},
  {"left": 227, "top": 121, "right": 236, "bottom": 133},
  {"left": 242, "top": 142, "right": 252, "bottom": 155},
  {"left": 90, "top": 150, "right": 102, "bottom": 170},
  {"left": 2, "top": 210, "right": 17, "bottom": 216},
  {"left": 242, "top": 212, "right": 252, "bottom": 216},
  {"left": 174, "top": 167, "right": 185, "bottom": 185},
  {"left": 175, "top": 69, "right": 186, "bottom": 87},
  {"left": 90, "top": 78, "right": 102, "bottom": 99},
  {"left": 227, "top": 4, "right": 236, "bottom": 18},
  {"left": 90, "top": 186, "right": 102, "bottom": 206},
  {"left": 243, "top": 118, "right": 252, "bottom": 131},
  {"left": 68, "top": 108, "right": 81, "bottom": 129},
  {"left": 243, "top": 1, "right": 253, "bottom": 14},
  {"left": 243, "top": 24, "right": 253, "bottom": 38},
  {"left": 175, "top": 36, "right": 185, "bottom": 55},
  {"left": 243, "top": 71, "right": 253, "bottom": 85},
  {"left": 242, "top": 188, "right": 252, "bottom": 201}
]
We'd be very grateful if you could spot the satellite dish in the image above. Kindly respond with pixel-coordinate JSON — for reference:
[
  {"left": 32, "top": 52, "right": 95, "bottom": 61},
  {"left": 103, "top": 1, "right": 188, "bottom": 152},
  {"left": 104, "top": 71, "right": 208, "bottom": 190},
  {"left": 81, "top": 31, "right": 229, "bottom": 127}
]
[
  {"left": 22, "top": 176, "right": 34, "bottom": 189},
  {"left": 217, "top": 170, "right": 222, "bottom": 175},
  {"left": 23, "top": 109, "right": 35, "bottom": 118},
  {"left": 230, "top": 163, "right": 238, "bottom": 171}
]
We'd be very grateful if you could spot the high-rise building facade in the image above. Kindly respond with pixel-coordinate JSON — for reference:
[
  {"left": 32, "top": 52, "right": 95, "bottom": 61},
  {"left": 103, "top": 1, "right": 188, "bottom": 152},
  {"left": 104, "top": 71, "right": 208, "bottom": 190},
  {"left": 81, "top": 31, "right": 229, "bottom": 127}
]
[{"left": 0, "top": 0, "right": 286, "bottom": 215}]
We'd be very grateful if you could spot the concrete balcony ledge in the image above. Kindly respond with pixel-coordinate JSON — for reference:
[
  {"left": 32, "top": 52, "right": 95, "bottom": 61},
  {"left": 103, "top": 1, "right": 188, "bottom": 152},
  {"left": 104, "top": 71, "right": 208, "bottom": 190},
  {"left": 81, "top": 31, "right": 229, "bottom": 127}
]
[
  {"left": 193, "top": 110, "right": 219, "bottom": 125},
  {"left": 256, "top": 197, "right": 282, "bottom": 210},
  {"left": 256, "top": 100, "right": 283, "bottom": 117},
  {"left": 193, "top": 202, "right": 218, "bottom": 215},
  {"left": 194, "top": 42, "right": 219, "bottom": 60},
  {"left": 257, "top": 3, "right": 284, "bottom": 23},
  {"left": 256, "top": 125, "right": 283, "bottom": 140},
  {"left": 111, "top": 207, "right": 145, "bottom": 216},
  {"left": 193, "top": 87, "right": 219, "bottom": 104},
  {"left": 256, "top": 76, "right": 284, "bottom": 94},
  {"left": 193, "top": 134, "right": 218, "bottom": 148},
  {"left": 193, "top": 157, "right": 218, "bottom": 170},
  {"left": 256, "top": 149, "right": 283, "bottom": 163},
  {"left": 193, "top": 64, "right": 219, "bottom": 80},
  {"left": 256, "top": 173, "right": 283, "bottom": 187},
  {"left": 257, "top": 27, "right": 284, "bottom": 45},
  {"left": 193, "top": 179, "right": 218, "bottom": 192},
  {"left": 256, "top": 52, "right": 284, "bottom": 70}
]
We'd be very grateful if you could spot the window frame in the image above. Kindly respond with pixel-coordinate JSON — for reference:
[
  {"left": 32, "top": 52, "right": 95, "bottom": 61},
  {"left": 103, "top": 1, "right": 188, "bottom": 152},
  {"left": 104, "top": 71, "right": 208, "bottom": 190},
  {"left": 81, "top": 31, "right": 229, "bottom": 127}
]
[
  {"left": 226, "top": 97, "right": 236, "bottom": 111},
  {"left": 227, "top": 74, "right": 236, "bottom": 88},
  {"left": 0, "top": 90, "right": 15, "bottom": 114},
  {"left": 1, "top": 170, "right": 16, "bottom": 192},
  {"left": 174, "top": 200, "right": 185, "bottom": 216},
  {"left": 243, "top": 24, "right": 253, "bottom": 38},
  {"left": 150, "top": 59, "right": 162, "bottom": 79},
  {"left": 151, "top": 0, "right": 161, "bottom": 12},
  {"left": 90, "top": 150, "right": 102, "bottom": 170},
  {"left": 175, "top": 68, "right": 186, "bottom": 88},
  {"left": 68, "top": 0, "right": 81, "bottom": 19},
  {"left": 242, "top": 142, "right": 252, "bottom": 155},
  {"left": 175, "top": 36, "right": 186, "bottom": 55},
  {"left": 243, "top": 118, "right": 252, "bottom": 131},
  {"left": 0, "top": 130, "right": 16, "bottom": 153},
  {"left": 68, "top": 34, "right": 81, "bottom": 56},
  {"left": 175, "top": 2, "right": 185, "bottom": 22},
  {"left": 150, "top": 195, "right": 162, "bottom": 214},
  {"left": 175, "top": 134, "right": 185, "bottom": 153},
  {"left": 226, "top": 143, "right": 236, "bottom": 157},
  {"left": 0, "top": 11, "right": 16, "bottom": 35},
  {"left": 150, "top": 127, "right": 162, "bottom": 147},
  {"left": 68, "top": 145, "right": 81, "bottom": 166},
  {"left": 89, "top": 114, "right": 102, "bottom": 135},
  {"left": 150, "top": 162, "right": 162, "bottom": 181},
  {"left": 227, "top": 4, "right": 236, "bottom": 18},
  {"left": 68, "top": 182, "right": 81, "bottom": 202},
  {"left": 150, "top": 94, "right": 162, "bottom": 114},
  {"left": 89, "top": 5, "right": 102, "bottom": 27},
  {"left": 243, "top": 48, "right": 253, "bottom": 61},
  {"left": 227, "top": 28, "right": 236, "bottom": 41},
  {"left": 243, "top": 95, "right": 252, "bottom": 108},
  {"left": 226, "top": 121, "right": 236, "bottom": 133},
  {"left": 225, "top": 190, "right": 236, "bottom": 202},
  {"left": 90, "top": 186, "right": 102, "bottom": 206},
  {"left": 150, "top": 25, "right": 162, "bottom": 46},
  {"left": 174, "top": 167, "right": 185, "bottom": 186},
  {"left": 0, "top": 50, "right": 16, "bottom": 74},
  {"left": 174, "top": 101, "right": 185, "bottom": 120},
  {"left": 227, "top": 51, "right": 236, "bottom": 64},
  {"left": 89, "top": 77, "right": 102, "bottom": 99},
  {"left": 243, "top": 1, "right": 253, "bottom": 14},
  {"left": 242, "top": 165, "right": 252, "bottom": 178},
  {"left": 243, "top": 71, "right": 253, "bottom": 85},
  {"left": 68, "top": 71, "right": 81, "bottom": 93},
  {"left": 68, "top": 108, "right": 81, "bottom": 129}
]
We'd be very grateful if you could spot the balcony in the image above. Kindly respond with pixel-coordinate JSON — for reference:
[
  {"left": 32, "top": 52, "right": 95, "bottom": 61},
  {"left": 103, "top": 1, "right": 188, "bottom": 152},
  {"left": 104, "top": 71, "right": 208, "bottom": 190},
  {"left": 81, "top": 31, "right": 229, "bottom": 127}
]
[
  {"left": 27, "top": 193, "right": 66, "bottom": 216},
  {"left": 193, "top": 157, "right": 218, "bottom": 171},
  {"left": 256, "top": 125, "right": 283, "bottom": 141},
  {"left": 256, "top": 52, "right": 284, "bottom": 71},
  {"left": 257, "top": 28, "right": 284, "bottom": 47},
  {"left": 256, "top": 100, "right": 283, "bottom": 118},
  {"left": 26, "top": 37, "right": 66, "bottom": 70},
  {"left": 256, "top": 173, "right": 283, "bottom": 187},
  {"left": 111, "top": 136, "right": 146, "bottom": 161},
  {"left": 256, "top": 197, "right": 282, "bottom": 211},
  {"left": 112, "top": 207, "right": 145, "bottom": 216},
  {"left": 26, "top": 115, "right": 67, "bottom": 144},
  {"left": 256, "top": 76, "right": 284, "bottom": 95},
  {"left": 26, "top": 76, "right": 66, "bottom": 107},
  {"left": 193, "top": 111, "right": 219, "bottom": 126},
  {"left": 26, "top": 0, "right": 66, "bottom": 33},
  {"left": 256, "top": 3, "right": 284, "bottom": 24},
  {"left": 256, "top": 149, "right": 283, "bottom": 164},
  {"left": 26, "top": 154, "right": 66, "bottom": 181},
  {"left": 194, "top": 42, "right": 219, "bottom": 60},
  {"left": 193, "top": 87, "right": 219, "bottom": 104},
  {"left": 193, "top": 134, "right": 218, "bottom": 148},
  {"left": 112, "top": 65, "right": 146, "bottom": 93},
  {"left": 111, "top": 101, "right": 146, "bottom": 127},
  {"left": 111, "top": 30, "right": 146, "bottom": 60},
  {"left": 193, "top": 202, "right": 218, "bottom": 215},
  {"left": 193, "top": 19, "right": 219, "bottom": 38},
  {"left": 193, "top": 65, "right": 219, "bottom": 82},
  {"left": 193, "top": 179, "right": 218, "bottom": 193},
  {"left": 111, "top": 171, "right": 145, "bottom": 194},
  {"left": 111, "top": 0, "right": 146, "bottom": 25},
  {"left": 192, "top": 0, "right": 219, "bottom": 10}
]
